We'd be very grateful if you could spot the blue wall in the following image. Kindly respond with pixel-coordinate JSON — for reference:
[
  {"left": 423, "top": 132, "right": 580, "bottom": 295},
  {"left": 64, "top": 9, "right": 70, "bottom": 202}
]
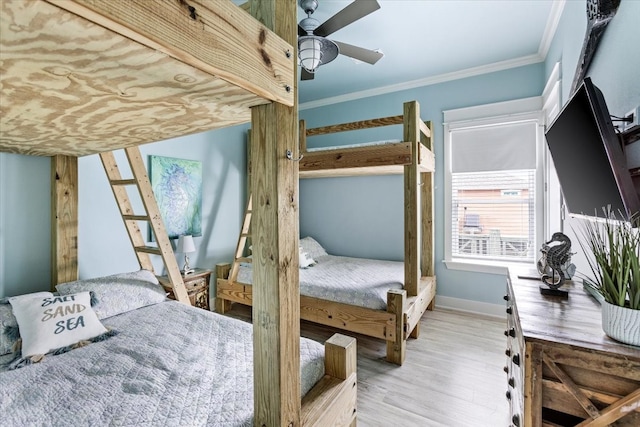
[
  {"left": 0, "top": 154, "right": 51, "bottom": 297},
  {"left": 2, "top": 1, "right": 638, "bottom": 307}
]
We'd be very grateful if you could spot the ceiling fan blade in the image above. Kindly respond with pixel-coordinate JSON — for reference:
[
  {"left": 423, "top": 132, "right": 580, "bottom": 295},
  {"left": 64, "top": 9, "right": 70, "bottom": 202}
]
[
  {"left": 298, "top": 24, "right": 307, "bottom": 37},
  {"left": 314, "top": 0, "right": 380, "bottom": 37},
  {"left": 333, "top": 40, "right": 383, "bottom": 65},
  {"left": 301, "top": 68, "right": 315, "bottom": 81}
]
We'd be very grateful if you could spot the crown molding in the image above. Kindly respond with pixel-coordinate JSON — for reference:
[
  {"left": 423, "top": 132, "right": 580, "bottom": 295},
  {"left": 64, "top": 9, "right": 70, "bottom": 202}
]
[{"left": 538, "top": 0, "right": 566, "bottom": 58}]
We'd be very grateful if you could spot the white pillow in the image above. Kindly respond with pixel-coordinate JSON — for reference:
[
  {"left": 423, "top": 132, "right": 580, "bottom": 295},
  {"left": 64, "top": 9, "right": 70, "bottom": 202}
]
[
  {"left": 300, "top": 236, "right": 328, "bottom": 260},
  {"left": 1, "top": 292, "right": 55, "bottom": 356},
  {"left": 9, "top": 291, "right": 107, "bottom": 358}
]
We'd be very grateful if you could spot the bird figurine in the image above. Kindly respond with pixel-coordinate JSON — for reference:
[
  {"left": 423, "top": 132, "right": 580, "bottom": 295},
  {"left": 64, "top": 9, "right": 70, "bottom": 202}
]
[{"left": 537, "top": 232, "right": 576, "bottom": 290}]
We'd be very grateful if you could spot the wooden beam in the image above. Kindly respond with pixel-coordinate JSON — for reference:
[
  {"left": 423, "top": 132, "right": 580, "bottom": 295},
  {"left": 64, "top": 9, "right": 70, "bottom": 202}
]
[
  {"left": 1, "top": 0, "right": 281, "bottom": 155},
  {"left": 51, "top": 155, "right": 78, "bottom": 289},
  {"left": 418, "top": 143, "right": 436, "bottom": 173},
  {"left": 216, "top": 279, "right": 396, "bottom": 341},
  {"left": 324, "top": 333, "right": 357, "bottom": 380},
  {"left": 575, "top": 388, "right": 640, "bottom": 427},
  {"left": 419, "top": 120, "right": 432, "bottom": 139},
  {"left": 386, "top": 289, "right": 406, "bottom": 365},
  {"left": 543, "top": 353, "right": 602, "bottom": 420},
  {"left": 300, "top": 295, "right": 396, "bottom": 341},
  {"left": 421, "top": 120, "right": 435, "bottom": 278},
  {"left": 48, "top": 0, "right": 294, "bottom": 106},
  {"left": 300, "top": 165, "right": 407, "bottom": 179},
  {"left": 527, "top": 342, "right": 544, "bottom": 426},
  {"left": 300, "top": 142, "right": 412, "bottom": 172},
  {"left": 306, "top": 115, "right": 404, "bottom": 136},
  {"left": 301, "top": 334, "right": 358, "bottom": 426},
  {"left": 543, "top": 379, "right": 640, "bottom": 416},
  {"left": 299, "top": 119, "right": 307, "bottom": 153},
  {"left": 404, "top": 101, "right": 420, "bottom": 297},
  {"left": 215, "top": 264, "right": 232, "bottom": 313},
  {"left": 249, "top": 0, "right": 299, "bottom": 425},
  {"left": 404, "top": 277, "right": 436, "bottom": 337}
]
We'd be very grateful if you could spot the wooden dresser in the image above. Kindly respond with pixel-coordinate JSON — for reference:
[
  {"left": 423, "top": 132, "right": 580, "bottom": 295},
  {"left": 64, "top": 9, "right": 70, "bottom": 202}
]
[{"left": 505, "top": 269, "right": 640, "bottom": 426}]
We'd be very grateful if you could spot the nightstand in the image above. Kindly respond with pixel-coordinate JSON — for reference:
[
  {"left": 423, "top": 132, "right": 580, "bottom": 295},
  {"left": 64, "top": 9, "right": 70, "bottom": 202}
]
[{"left": 158, "top": 268, "right": 212, "bottom": 310}]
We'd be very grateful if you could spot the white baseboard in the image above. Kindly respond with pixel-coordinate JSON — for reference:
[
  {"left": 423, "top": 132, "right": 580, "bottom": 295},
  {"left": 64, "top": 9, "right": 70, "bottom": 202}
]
[{"left": 435, "top": 295, "right": 506, "bottom": 319}]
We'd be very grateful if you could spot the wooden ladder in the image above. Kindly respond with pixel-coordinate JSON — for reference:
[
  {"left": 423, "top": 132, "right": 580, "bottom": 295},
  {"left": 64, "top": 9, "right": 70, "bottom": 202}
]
[
  {"left": 99, "top": 147, "right": 190, "bottom": 304},
  {"left": 228, "top": 194, "right": 253, "bottom": 283}
]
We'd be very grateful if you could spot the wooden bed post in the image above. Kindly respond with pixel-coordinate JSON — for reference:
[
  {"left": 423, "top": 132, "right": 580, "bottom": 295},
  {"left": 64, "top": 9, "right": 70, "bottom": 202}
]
[
  {"left": 249, "top": 0, "right": 300, "bottom": 426},
  {"left": 51, "top": 155, "right": 78, "bottom": 290},
  {"left": 421, "top": 120, "right": 436, "bottom": 311},
  {"left": 215, "top": 263, "right": 231, "bottom": 314},
  {"left": 403, "top": 101, "right": 421, "bottom": 298},
  {"left": 386, "top": 289, "right": 407, "bottom": 365},
  {"left": 299, "top": 119, "right": 307, "bottom": 152}
]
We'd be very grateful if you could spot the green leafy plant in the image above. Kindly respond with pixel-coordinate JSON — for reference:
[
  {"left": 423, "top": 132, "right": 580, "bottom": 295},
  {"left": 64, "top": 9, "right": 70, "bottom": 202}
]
[{"left": 576, "top": 211, "right": 640, "bottom": 310}]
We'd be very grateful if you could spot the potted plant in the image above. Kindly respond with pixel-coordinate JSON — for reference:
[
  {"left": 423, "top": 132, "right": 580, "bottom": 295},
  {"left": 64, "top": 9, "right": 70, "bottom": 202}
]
[{"left": 576, "top": 211, "right": 640, "bottom": 346}]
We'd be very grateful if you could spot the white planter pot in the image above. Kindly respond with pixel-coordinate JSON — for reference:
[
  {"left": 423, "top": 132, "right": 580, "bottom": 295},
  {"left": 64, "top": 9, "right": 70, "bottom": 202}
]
[{"left": 601, "top": 300, "right": 640, "bottom": 346}]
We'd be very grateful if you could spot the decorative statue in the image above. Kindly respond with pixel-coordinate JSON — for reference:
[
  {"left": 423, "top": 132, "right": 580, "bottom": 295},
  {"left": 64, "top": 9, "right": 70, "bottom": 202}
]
[{"left": 537, "top": 232, "right": 576, "bottom": 290}]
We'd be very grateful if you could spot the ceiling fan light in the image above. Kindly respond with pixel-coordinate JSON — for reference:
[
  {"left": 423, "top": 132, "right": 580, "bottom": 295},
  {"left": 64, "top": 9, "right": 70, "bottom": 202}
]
[{"left": 299, "top": 37, "right": 323, "bottom": 73}]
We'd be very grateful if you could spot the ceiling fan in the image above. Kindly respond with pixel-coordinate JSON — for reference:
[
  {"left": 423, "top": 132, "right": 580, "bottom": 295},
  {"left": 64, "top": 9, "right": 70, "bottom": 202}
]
[{"left": 298, "top": 0, "right": 384, "bottom": 80}]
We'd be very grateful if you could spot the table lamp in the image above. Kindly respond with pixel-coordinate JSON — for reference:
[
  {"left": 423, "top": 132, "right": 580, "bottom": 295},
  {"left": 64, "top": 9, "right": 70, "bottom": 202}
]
[{"left": 177, "top": 234, "right": 196, "bottom": 275}]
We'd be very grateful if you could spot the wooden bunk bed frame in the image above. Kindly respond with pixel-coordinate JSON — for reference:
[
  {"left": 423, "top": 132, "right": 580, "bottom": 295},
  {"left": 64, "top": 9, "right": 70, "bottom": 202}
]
[
  {"left": 216, "top": 100, "right": 437, "bottom": 365},
  {"left": 0, "top": 0, "right": 356, "bottom": 425}
]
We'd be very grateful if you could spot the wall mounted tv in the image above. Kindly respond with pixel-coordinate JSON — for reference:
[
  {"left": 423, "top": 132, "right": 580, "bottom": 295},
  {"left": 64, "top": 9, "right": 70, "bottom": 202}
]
[{"left": 545, "top": 77, "right": 640, "bottom": 222}]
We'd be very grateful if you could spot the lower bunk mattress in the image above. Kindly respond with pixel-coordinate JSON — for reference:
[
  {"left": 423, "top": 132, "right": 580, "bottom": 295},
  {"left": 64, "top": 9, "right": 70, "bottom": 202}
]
[
  {"left": 236, "top": 254, "right": 404, "bottom": 310},
  {"left": 0, "top": 300, "right": 325, "bottom": 426}
]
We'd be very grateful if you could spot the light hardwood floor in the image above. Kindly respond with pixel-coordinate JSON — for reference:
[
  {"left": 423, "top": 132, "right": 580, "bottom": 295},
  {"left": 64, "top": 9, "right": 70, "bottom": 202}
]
[{"left": 224, "top": 305, "right": 510, "bottom": 427}]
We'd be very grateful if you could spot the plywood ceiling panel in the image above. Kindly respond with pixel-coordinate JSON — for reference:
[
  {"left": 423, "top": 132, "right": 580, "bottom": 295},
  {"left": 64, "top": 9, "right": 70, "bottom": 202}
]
[{"left": 0, "top": 0, "right": 274, "bottom": 156}]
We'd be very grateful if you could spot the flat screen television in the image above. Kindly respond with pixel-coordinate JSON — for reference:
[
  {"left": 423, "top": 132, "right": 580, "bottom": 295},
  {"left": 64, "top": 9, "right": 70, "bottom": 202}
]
[{"left": 545, "top": 77, "right": 640, "bottom": 222}]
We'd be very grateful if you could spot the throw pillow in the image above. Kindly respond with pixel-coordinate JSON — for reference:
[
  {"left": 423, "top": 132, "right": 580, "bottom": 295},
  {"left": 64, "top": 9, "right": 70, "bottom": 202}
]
[
  {"left": 10, "top": 291, "right": 107, "bottom": 358},
  {"left": 0, "top": 292, "right": 53, "bottom": 356}
]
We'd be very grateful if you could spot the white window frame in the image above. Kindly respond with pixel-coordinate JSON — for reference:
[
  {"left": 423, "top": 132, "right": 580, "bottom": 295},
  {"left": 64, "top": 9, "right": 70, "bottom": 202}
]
[
  {"left": 542, "top": 62, "right": 563, "bottom": 237},
  {"left": 443, "top": 97, "right": 546, "bottom": 274}
]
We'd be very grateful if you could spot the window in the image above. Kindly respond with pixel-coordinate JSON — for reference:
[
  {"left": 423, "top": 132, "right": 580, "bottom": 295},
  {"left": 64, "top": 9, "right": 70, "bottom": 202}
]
[{"left": 444, "top": 98, "right": 545, "bottom": 274}]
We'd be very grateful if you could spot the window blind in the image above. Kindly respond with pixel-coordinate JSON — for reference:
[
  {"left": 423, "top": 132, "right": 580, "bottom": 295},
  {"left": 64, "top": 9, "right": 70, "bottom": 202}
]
[{"left": 450, "top": 121, "right": 537, "bottom": 262}]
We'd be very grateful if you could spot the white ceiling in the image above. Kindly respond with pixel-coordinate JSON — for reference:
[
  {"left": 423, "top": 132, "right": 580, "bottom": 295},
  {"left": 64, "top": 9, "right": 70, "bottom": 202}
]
[{"left": 238, "top": 0, "right": 565, "bottom": 105}]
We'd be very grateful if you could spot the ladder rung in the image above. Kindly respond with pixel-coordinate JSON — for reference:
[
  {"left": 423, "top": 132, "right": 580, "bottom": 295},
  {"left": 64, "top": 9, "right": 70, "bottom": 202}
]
[
  {"left": 240, "top": 233, "right": 251, "bottom": 238},
  {"left": 123, "top": 215, "right": 150, "bottom": 221},
  {"left": 110, "top": 179, "right": 137, "bottom": 186},
  {"left": 135, "top": 246, "right": 162, "bottom": 255},
  {"left": 235, "top": 257, "right": 252, "bottom": 263}
]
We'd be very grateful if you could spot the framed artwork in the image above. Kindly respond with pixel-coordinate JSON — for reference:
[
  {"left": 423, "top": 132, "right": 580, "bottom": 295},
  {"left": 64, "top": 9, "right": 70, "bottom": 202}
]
[{"left": 149, "top": 155, "right": 202, "bottom": 240}]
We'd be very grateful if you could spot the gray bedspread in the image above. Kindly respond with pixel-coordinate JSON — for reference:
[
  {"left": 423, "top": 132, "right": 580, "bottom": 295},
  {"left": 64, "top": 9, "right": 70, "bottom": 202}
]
[
  {"left": 0, "top": 301, "right": 325, "bottom": 427},
  {"left": 237, "top": 255, "right": 404, "bottom": 310}
]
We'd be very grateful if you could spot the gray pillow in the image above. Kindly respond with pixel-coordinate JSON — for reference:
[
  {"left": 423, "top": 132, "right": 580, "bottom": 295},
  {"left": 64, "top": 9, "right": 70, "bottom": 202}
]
[
  {"left": 300, "top": 236, "right": 329, "bottom": 260},
  {"left": 56, "top": 270, "right": 167, "bottom": 319}
]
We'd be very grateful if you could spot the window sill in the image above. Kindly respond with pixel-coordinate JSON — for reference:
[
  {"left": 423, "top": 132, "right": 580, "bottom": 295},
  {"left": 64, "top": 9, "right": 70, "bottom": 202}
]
[{"left": 443, "top": 258, "right": 533, "bottom": 276}]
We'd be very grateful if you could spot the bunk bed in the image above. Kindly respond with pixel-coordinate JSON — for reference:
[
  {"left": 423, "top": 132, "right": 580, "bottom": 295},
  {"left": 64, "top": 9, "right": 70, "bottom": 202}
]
[
  {"left": 216, "top": 101, "right": 437, "bottom": 365},
  {"left": 0, "top": 0, "right": 356, "bottom": 425}
]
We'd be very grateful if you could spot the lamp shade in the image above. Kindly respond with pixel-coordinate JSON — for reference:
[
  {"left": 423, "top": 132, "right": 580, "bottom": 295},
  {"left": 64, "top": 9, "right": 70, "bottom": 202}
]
[
  {"left": 299, "top": 36, "right": 322, "bottom": 72},
  {"left": 176, "top": 235, "right": 195, "bottom": 253}
]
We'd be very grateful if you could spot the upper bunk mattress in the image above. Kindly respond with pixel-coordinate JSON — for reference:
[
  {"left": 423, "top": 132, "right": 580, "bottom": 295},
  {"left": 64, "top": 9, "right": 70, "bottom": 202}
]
[
  {"left": 237, "top": 255, "right": 404, "bottom": 310},
  {"left": 0, "top": 300, "right": 324, "bottom": 426}
]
